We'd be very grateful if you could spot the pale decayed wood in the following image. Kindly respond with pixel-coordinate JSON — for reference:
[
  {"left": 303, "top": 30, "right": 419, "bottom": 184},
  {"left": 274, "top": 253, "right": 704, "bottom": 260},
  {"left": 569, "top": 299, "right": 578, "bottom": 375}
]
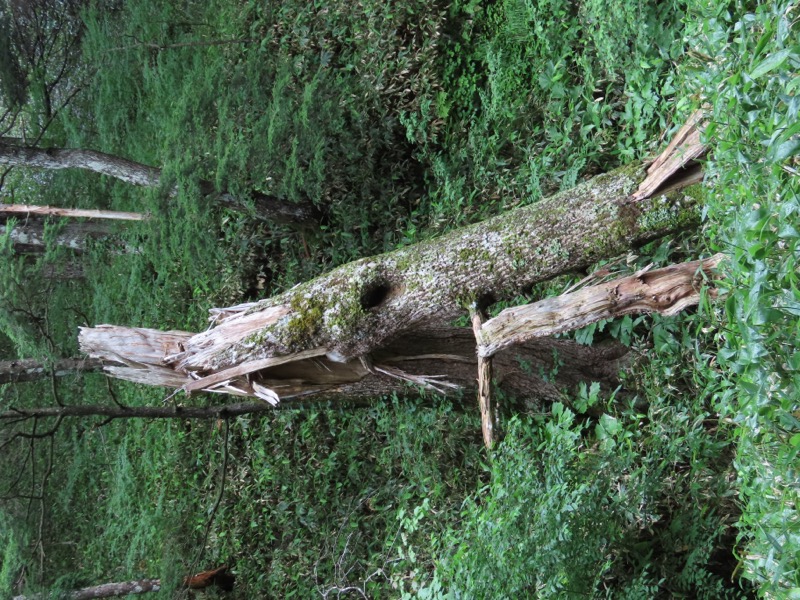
[
  {"left": 478, "top": 254, "right": 724, "bottom": 358},
  {"left": 0, "top": 204, "right": 146, "bottom": 220},
  {"left": 630, "top": 109, "right": 707, "bottom": 202},
  {"left": 74, "top": 324, "right": 629, "bottom": 407},
  {"left": 79, "top": 325, "right": 194, "bottom": 388},
  {"left": 471, "top": 307, "right": 496, "bottom": 448}
]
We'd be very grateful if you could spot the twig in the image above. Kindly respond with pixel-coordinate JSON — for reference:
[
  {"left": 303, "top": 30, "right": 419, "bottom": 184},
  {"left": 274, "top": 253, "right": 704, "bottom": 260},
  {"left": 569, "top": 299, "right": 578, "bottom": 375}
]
[{"left": 189, "top": 418, "right": 230, "bottom": 574}]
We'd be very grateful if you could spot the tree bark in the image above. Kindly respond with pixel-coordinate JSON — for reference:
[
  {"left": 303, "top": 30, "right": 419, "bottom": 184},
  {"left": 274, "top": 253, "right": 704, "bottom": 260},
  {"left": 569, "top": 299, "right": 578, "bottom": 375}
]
[
  {"left": 0, "top": 138, "right": 317, "bottom": 225},
  {"left": 0, "top": 357, "right": 103, "bottom": 384}
]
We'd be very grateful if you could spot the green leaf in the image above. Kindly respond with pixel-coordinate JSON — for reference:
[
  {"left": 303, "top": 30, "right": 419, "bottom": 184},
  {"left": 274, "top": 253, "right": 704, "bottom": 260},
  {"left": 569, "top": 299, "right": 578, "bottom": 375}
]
[
  {"left": 769, "top": 137, "right": 800, "bottom": 163},
  {"left": 750, "top": 48, "right": 791, "bottom": 79}
]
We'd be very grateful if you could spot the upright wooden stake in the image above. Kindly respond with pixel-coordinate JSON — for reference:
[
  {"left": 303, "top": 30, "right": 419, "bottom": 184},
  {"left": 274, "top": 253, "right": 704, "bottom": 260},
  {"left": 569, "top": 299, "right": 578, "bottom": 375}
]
[{"left": 470, "top": 305, "right": 496, "bottom": 449}]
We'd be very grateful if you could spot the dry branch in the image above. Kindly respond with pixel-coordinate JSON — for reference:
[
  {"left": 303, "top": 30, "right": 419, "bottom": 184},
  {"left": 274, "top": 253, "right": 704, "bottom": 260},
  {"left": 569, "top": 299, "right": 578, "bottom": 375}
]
[
  {"left": 470, "top": 306, "right": 496, "bottom": 448},
  {"left": 478, "top": 254, "right": 724, "bottom": 358}
]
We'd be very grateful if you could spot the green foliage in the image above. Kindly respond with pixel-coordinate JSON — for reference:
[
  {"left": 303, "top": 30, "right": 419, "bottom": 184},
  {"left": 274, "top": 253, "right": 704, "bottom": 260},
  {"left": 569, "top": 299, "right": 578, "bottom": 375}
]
[
  {"left": 679, "top": 0, "right": 800, "bottom": 594},
  {"left": 214, "top": 397, "right": 483, "bottom": 597},
  {"left": 400, "top": 0, "right": 685, "bottom": 235},
  {"left": 4, "top": 0, "right": 796, "bottom": 597},
  {"left": 398, "top": 304, "right": 750, "bottom": 598}
]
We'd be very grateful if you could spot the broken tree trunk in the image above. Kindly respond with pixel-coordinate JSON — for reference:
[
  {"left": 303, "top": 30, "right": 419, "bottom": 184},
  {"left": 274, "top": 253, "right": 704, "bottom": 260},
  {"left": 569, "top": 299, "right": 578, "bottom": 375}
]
[
  {"left": 160, "top": 165, "right": 700, "bottom": 374},
  {"left": 75, "top": 326, "right": 629, "bottom": 408},
  {"left": 0, "top": 138, "right": 316, "bottom": 225},
  {"left": 78, "top": 112, "right": 709, "bottom": 409}
]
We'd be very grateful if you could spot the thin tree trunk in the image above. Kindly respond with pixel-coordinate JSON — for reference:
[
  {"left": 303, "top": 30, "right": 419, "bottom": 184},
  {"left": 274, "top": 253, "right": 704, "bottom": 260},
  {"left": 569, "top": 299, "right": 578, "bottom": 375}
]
[
  {"left": 0, "top": 138, "right": 317, "bottom": 225},
  {"left": 1, "top": 219, "right": 113, "bottom": 252},
  {"left": 0, "top": 204, "right": 146, "bottom": 221},
  {"left": 0, "top": 357, "right": 103, "bottom": 384}
]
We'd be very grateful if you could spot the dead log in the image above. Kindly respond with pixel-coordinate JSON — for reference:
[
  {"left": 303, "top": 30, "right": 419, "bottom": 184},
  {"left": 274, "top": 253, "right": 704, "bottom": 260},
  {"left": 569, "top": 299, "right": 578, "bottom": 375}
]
[
  {"left": 10, "top": 565, "right": 234, "bottom": 599},
  {"left": 12, "top": 579, "right": 161, "bottom": 600},
  {"left": 77, "top": 112, "right": 709, "bottom": 406},
  {"left": 0, "top": 138, "right": 316, "bottom": 225},
  {"left": 0, "top": 357, "right": 103, "bottom": 384}
]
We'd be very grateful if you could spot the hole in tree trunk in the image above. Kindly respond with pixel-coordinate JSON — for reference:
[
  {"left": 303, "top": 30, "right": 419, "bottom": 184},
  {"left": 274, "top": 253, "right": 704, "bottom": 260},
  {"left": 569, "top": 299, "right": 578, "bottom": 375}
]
[{"left": 360, "top": 280, "right": 392, "bottom": 310}]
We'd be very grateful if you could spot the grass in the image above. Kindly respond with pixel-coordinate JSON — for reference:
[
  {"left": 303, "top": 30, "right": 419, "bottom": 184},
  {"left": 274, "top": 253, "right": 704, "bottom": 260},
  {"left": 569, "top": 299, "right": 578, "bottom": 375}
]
[{"left": 0, "top": 0, "right": 798, "bottom": 597}]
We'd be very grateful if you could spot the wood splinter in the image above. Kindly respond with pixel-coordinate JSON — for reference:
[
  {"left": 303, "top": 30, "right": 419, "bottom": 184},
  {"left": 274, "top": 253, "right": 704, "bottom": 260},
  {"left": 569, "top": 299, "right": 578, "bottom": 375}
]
[{"left": 470, "top": 304, "right": 496, "bottom": 449}]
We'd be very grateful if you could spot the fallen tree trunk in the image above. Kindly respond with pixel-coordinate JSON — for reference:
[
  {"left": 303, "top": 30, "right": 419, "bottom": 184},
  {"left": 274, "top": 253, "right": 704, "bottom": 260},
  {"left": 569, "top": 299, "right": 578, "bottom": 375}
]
[
  {"left": 11, "top": 565, "right": 234, "bottom": 599},
  {"left": 1, "top": 219, "right": 136, "bottom": 254},
  {"left": 0, "top": 138, "right": 316, "bottom": 225},
  {"left": 78, "top": 112, "right": 710, "bottom": 405},
  {"left": 12, "top": 579, "right": 161, "bottom": 600},
  {"left": 73, "top": 328, "right": 629, "bottom": 408},
  {"left": 159, "top": 162, "right": 700, "bottom": 374},
  {"left": 2, "top": 219, "right": 114, "bottom": 252}
]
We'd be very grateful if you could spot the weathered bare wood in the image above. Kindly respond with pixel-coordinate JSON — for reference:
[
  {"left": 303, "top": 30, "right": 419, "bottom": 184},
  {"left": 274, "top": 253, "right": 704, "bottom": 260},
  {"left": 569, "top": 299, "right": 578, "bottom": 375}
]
[
  {"left": 630, "top": 109, "right": 707, "bottom": 201},
  {"left": 470, "top": 306, "right": 495, "bottom": 448},
  {"left": 0, "top": 204, "right": 146, "bottom": 221},
  {"left": 77, "top": 326, "right": 629, "bottom": 406},
  {"left": 0, "top": 138, "right": 316, "bottom": 224},
  {"left": 12, "top": 578, "right": 161, "bottom": 600},
  {"left": 1, "top": 219, "right": 116, "bottom": 252},
  {"left": 78, "top": 326, "right": 193, "bottom": 388},
  {"left": 478, "top": 254, "right": 724, "bottom": 358},
  {"left": 0, "top": 357, "right": 103, "bottom": 384}
]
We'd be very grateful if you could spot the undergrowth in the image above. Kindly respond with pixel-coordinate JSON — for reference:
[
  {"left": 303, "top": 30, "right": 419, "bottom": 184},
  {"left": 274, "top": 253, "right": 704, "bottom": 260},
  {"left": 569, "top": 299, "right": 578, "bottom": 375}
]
[{"left": 1, "top": 0, "right": 798, "bottom": 597}]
